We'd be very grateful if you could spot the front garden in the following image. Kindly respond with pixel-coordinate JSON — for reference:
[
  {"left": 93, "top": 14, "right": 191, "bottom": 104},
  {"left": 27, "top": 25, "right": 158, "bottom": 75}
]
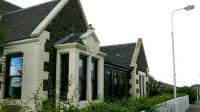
[{"left": 0, "top": 94, "right": 184, "bottom": 112}]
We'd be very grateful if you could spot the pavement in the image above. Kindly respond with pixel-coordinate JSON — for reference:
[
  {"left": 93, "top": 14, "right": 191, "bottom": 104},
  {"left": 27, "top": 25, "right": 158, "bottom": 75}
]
[{"left": 186, "top": 102, "right": 200, "bottom": 112}]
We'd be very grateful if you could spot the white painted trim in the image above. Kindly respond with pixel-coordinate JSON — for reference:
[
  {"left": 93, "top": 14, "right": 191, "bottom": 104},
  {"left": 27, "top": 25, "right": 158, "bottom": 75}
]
[
  {"left": 138, "top": 71, "right": 146, "bottom": 76},
  {"left": 56, "top": 51, "right": 61, "bottom": 105},
  {"left": 80, "top": 29, "right": 100, "bottom": 43},
  {"left": 6, "top": 38, "right": 40, "bottom": 46},
  {"left": 97, "top": 52, "right": 107, "bottom": 57},
  {"left": 80, "top": 29, "right": 94, "bottom": 38},
  {"left": 31, "top": 0, "right": 70, "bottom": 37},
  {"left": 55, "top": 43, "right": 87, "bottom": 51},
  {"left": 130, "top": 38, "right": 142, "bottom": 67}
]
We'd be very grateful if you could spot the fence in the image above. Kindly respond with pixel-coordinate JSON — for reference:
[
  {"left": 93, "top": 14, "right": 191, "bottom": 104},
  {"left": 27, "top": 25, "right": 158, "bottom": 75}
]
[{"left": 157, "top": 95, "right": 189, "bottom": 112}]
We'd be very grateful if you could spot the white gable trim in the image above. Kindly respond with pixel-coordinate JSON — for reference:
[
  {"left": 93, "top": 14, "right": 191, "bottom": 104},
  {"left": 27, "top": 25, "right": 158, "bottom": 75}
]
[
  {"left": 31, "top": 0, "right": 70, "bottom": 37},
  {"left": 130, "top": 38, "right": 149, "bottom": 70},
  {"left": 130, "top": 38, "right": 142, "bottom": 67},
  {"left": 31, "top": 0, "right": 89, "bottom": 38},
  {"left": 80, "top": 29, "right": 100, "bottom": 43}
]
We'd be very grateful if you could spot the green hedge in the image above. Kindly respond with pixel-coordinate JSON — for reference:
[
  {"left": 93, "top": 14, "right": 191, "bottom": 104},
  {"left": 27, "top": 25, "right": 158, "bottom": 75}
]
[
  {"left": 81, "top": 95, "right": 174, "bottom": 112},
  {"left": 0, "top": 95, "right": 182, "bottom": 112}
]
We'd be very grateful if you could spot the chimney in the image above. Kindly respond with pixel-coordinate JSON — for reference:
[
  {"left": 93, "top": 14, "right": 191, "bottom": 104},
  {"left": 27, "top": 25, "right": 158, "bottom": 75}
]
[{"left": 88, "top": 24, "right": 95, "bottom": 30}]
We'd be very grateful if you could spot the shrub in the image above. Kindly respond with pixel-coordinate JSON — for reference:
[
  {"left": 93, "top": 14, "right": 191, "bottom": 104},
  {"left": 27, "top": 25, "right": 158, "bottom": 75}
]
[
  {"left": 177, "top": 86, "right": 196, "bottom": 104},
  {"left": 81, "top": 95, "right": 174, "bottom": 112},
  {"left": 0, "top": 94, "right": 177, "bottom": 112}
]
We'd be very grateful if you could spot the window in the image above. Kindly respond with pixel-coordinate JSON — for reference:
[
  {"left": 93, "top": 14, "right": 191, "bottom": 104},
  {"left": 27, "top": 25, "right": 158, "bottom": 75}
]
[
  {"left": 0, "top": 81, "right": 2, "bottom": 90},
  {"left": 104, "top": 67, "right": 131, "bottom": 99},
  {"left": 113, "top": 72, "right": 118, "bottom": 85},
  {"left": 107, "top": 69, "right": 112, "bottom": 97},
  {"left": 79, "top": 55, "right": 87, "bottom": 101},
  {"left": 119, "top": 72, "right": 124, "bottom": 97},
  {"left": 5, "top": 54, "right": 23, "bottom": 99},
  {"left": 91, "top": 59, "right": 98, "bottom": 100},
  {"left": 136, "top": 88, "right": 139, "bottom": 94},
  {"left": 60, "top": 54, "right": 69, "bottom": 100},
  {"left": 0, "top": 64, "right": 2, "bottom": 73},
  {"left": 43, "top": 80, "right": 48, "bottom": 91},
  {"left": 136, "top": 79, "right": 139, "bottom": 84},
  {"left": 139, "top": 75, "right": 141, "bottom": 96},
  {"left": 142, "top": 76, "right": 144, "bottom": 96},
  {"left": 0, "top": 57, "right": 3, "bottom": 73},
  {"left": 113, "top": 72, "right": 118, "bottom": 97},
  {"left": 119, "top": 72, "right": 123, "bottom": 86}
]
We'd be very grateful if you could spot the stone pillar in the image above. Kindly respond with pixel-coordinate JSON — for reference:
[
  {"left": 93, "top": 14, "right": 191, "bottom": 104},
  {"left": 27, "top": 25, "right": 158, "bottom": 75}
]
[
  {"left": 86, "top": 56, "right": 92, "bottom": 101},
  {"left": 130, "top": 65, "right": 137, "bottom": 97},
  {"left": 67, "top": 49, "right": 79, "bottom": 105},
  {"left": 55, "top": 52, "right": 61, "bottom": 105},
  {"left": 97, "top": 58, "right": 104, "bottom": 100}
]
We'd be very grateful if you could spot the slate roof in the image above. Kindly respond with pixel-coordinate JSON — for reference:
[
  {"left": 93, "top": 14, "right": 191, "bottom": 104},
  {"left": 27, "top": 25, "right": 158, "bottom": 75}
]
[
  {"left": 100, "top": 43, "right": 136, "bottom": 68},
  {"left": 0, "top": 0, "right": 59, "bottom": 42},
  {"left": 55, "top": 33, "right": 85, "bottom": 46},
  {"left": 0, "top": 0, "right": 21, "bottom": 14}
]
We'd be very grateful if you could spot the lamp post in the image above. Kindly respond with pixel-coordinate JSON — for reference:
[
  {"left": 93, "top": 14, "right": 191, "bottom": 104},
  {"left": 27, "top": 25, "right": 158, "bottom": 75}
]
[
  {"left": 171, "top": 5, "right": 194, "bottom": 112},
  {"left": 196, "top": 83, "right": 199, "bottom": 102}
]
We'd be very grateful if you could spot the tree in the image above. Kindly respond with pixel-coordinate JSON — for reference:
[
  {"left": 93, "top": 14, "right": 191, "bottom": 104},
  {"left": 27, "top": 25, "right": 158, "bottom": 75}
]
[
  {"left": 177, "top": 86, "right": 197, "bottom": 104},
  {"left": 147, "top": 80, "right": 161, "bottom": 97}
]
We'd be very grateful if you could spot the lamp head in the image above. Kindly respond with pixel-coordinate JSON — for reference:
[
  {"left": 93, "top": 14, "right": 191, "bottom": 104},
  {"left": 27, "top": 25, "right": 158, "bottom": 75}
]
[{"left": 184, "top": 5, "right": 195, "bottom": 11}]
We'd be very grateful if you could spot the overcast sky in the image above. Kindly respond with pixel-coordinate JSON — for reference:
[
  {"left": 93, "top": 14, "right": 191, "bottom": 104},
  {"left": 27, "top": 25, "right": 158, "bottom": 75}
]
[{"left": 6, "top": 0, "right": 200, "bottom": 87}]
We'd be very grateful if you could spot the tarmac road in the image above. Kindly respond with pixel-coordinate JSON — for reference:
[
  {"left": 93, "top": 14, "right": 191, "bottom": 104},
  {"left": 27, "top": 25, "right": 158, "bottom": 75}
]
[{"left": 186, "top": 102, "right": 200, "bottom": 112}]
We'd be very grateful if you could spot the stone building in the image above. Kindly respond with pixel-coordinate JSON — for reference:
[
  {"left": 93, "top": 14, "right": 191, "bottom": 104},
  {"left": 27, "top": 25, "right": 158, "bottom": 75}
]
[{"left": 0, "top": 0, "right": 149, "bottom": 108}]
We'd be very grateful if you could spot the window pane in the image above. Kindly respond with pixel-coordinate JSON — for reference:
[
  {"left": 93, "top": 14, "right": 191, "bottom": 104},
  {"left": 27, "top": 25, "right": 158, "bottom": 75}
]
[
  {"left": 107, "top": 70, "right": 112, "bottom": 97},
  {"left": 10, "top": 77, "right": 22, "bottom": 87},
  {"left": 5, "top": 54, "right": 23, "bottom": 99},
  {"left": 91, "top": 59, "right": 97, "bottom": 100},
  {"left": 10, "top": 57, "right": 23, "bottom": 76},
  {"left": 114, "top": 73, "right": 117, "bottom": 85},
  {"left": 0, "top": 64, "right": 2, "bottom": 73},
  {"left": 79, "top": 55, "right": 87, "bottom": 101},
  {"left": 60, "top": 54, "right": 69, "bottom": 100}
]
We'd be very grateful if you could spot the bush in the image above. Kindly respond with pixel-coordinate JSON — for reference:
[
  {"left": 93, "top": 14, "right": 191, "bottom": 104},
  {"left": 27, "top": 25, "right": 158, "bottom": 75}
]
[
  {"left": 177, "top": 86, "right": 196, "bottom": 104},
  {"left": 0, "top": 95, "right": 175, "bottom": 112},
  {"left": 81, "top": 95, "right": 174, "bottom": 112}
]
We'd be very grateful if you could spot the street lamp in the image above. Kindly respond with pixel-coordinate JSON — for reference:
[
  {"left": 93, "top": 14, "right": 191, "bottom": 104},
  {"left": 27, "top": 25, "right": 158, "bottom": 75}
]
[
  {"left": 196, "top": 83, "right": 199, "bottom": 101},
  {"left": 171, "top": 5, "right": 194, "bottom": 112}
]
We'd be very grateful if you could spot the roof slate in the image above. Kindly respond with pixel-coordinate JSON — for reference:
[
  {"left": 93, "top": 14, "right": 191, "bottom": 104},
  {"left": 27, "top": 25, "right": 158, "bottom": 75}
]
[
  {"left": 0, "top": 0, "right": 21, "bottom": 14},
  {"left": 100, "top": 43, "right": 136, "bottom": 68},
  {"left": 0, "top": 0, "right": 59, "bottom": 42}
]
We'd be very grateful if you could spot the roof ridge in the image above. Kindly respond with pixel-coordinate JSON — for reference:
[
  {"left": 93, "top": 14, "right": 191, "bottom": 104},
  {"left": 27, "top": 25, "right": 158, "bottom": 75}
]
[
  {"left": 101, "top": 42, "right": 136, "bottom": 48},
  {"left": 3, "top": 0, "right": 58, "bottom": 15}
]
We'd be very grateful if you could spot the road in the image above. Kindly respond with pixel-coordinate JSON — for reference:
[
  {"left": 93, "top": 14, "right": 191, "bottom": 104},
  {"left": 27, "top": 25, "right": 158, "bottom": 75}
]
[{"left": 186, "top": 102, "right": 200, "bottom": 112}]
